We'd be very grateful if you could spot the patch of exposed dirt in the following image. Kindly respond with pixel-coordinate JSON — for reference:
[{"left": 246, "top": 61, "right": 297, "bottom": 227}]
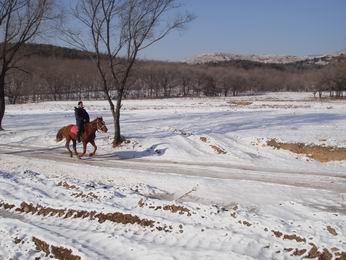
[
  {"left": 95, "top": 212, "right": 154, "bottom": 227},
  {"left": 267, "top": 139, "right": 346, "bottom": 162},
  {"left": 33, "top": 237, "right": 50, "bottom": 256},
  {"left": 198, "top": 136, "right": 227, "bottom": 154},
  {"left": 210, "top": 145, "right": 227, "bottom": 154},
  {"left": 8, "top": 201, "right": 158, "bottom": 229},
  {"left": 72, "top": 192, "right": 98, "bottom": 200},
  {"left": 200, "top": 136, "right": 208, "bottom": 143},
  {"left": 139, "top": 200, "right": 192, "bottom": 216},
  {"left": 272, "top": 230, "right": 283, "bottom": 238},
  {"left": 0, "top": 201, "right": 15, "bottom": 210},
  {"left": 292, "top": 248, "right": 307, "bottom": 256},
  {"left": 283, "top": 234, "right": 306, "bottom": 243},
  {"left": 320, "top": 249, "right": 333, "bottom": 260},
  {"left": 33, "top": 237, "right": 81, "bottom": 260},
  {"left": 57, "top": 181, "right": 79, "bottom": 190},
  {"left": 238, "top": 220, "right": 252, "bottom": 227},
  {"left": 326, "top": 225, "right": 338, "bottom": 236},
  {"left": 230, "top": 101, "right": 253, "bottom": 107},
  {"left": 335, "top": 252, "right": 346, "bottom": 260},
  {"left": 162, "top": 205, "right": 191, "bottom": 216},
  {"left": 14, "top": 237, "right": 23, "bottom": 244},
  {"left": 306, "top": 243, "right": 321, "bottom": 258}
]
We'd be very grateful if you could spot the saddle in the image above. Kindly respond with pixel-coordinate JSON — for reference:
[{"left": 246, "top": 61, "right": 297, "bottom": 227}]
[{"left": 70, "top": 125, "right": 78, "bottom": 135}]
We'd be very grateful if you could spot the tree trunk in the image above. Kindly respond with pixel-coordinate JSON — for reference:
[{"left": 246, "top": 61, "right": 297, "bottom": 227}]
[
  {"left": 0, "top": 73, "right": 5, "bottom": 131},
  {"left": 232, "top": 89, "right": 237, "bottom": 96},
  {"left": 112, "top": 88, "right": 124, "bottom": 147}
]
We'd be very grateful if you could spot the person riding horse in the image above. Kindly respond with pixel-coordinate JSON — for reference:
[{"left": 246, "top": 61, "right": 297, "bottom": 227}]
[{"left": 75, "top": 101, "right": 90, "bottom": 142}]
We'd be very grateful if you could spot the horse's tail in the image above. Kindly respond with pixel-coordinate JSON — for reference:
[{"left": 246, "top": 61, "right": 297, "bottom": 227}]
[{"left": 56, "top": 127, "right": 65, "bottom": 142}]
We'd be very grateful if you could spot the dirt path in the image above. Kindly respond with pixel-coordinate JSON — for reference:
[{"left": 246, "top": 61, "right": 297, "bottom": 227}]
[{"left": 1, "top": 144, "right": 346, "bottom": 193}]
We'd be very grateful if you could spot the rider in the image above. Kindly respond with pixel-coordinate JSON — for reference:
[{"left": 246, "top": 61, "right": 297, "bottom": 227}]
[{"left": 75, "top": 101, "right": 90, "bottom": 142}]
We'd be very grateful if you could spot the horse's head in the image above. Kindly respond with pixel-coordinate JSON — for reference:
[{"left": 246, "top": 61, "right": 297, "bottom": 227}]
[{"left": 96, "top": 117, "right": 108, "bottom": 133}]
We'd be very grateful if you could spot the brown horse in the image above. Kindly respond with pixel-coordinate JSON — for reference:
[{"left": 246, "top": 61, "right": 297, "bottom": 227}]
[{"left": 56, "top": 117, "right": 108, "bottom": 158}]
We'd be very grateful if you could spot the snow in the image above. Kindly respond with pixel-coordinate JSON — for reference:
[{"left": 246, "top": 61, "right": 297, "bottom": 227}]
[
  {"left": 1, "top": 92, "right": 346, "bottom": 259},
  {"left": 185, "top": 51, "right": 345, "bottom": 65}
]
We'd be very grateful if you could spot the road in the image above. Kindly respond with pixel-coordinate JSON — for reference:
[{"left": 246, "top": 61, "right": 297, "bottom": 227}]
[{"left": 1, "top": 143, "right": 345, "bottom": 193}]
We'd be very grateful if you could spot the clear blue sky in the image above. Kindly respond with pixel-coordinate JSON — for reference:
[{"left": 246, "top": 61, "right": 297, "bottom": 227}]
[{"left": 61, "top": 0, "right": 346, "bottom": 61}]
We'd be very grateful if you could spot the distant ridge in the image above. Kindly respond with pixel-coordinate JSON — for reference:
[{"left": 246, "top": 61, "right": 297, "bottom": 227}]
[{"left": 186, "top": 50, "right": 346, "bottom": 65}]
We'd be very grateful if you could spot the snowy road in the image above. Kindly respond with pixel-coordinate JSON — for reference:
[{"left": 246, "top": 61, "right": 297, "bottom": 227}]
[{"left": 1, "top": 143, "right": 346, "bottom": 194}]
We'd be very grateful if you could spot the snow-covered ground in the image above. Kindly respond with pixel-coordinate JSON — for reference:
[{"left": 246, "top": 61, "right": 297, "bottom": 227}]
[{"left": 0, "top": 92, "right": 345, "bottom": 259}]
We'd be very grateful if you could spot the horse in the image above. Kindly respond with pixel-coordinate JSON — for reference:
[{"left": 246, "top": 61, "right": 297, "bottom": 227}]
[{"left": 56, "top": 117, "right": 108, "bottom": 158}]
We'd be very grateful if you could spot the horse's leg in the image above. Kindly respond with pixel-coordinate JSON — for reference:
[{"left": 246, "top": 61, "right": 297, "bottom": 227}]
[
  {"left": 78, "top": 141, "right": 87, "bottom": 158},
  {"left": 89, "top": 140, "right": 97, "bottom": 157},
  {"left": 72, "top": 139, "right": 78, "bottom": 156},
  {"left": 65, "top": 139, "right": 73, "bottom": 157}
]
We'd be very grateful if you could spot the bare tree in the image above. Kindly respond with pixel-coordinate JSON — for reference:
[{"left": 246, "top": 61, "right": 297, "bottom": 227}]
[
  {"left": 0, "top": 0, "right": 56, "bottom": 130},
  {"left": 65, "top": 0, "right": 193, "bottom": 146}
]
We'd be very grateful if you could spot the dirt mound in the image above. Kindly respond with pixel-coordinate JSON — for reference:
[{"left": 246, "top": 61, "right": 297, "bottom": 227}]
[
  {"left": 267, "top": 139, "right": 346, "bottom": 162},
  {"left": 14, "top": 201, "right": 155, "bottom": 228},
  {"left": 33, "top": 236, "right": 81, "bottom": 260}
]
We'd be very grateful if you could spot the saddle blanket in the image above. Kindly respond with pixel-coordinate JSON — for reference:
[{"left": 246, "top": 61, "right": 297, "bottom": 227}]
[{"left": 70, "top": 125, "right": 78, "bottom": 135}]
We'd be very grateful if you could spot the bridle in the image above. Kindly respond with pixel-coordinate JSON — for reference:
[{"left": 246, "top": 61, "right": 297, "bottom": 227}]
[{"left": 96, "top": 118, "right": 108, "bottom": 133}]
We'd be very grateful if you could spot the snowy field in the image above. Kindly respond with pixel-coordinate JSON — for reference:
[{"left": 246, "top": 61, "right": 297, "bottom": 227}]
[{"left": 0, "top": 92, "right": 346, "bottom": 259}]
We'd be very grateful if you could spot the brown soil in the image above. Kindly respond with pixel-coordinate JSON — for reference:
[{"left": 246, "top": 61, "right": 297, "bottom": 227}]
[
  {"left": 72, "top": 192, "right": 98, "bottom": 200},
  {"left": 241, "top": 220, "right": 252, "bottom": 227},
  {"left": 306, "top": 243, "right": 321, "bottom": 258},
  {"left": 33, "top": 237, "right": 50, "bottom": 256},
  {"left": 267, "top": 139, "right": 346, "bottom": 162},
  {"left": 283, "top": 234, "right": 306, "bottom": 243},
  {"left": 210, "top": 145, "right": 227, "bottom": 154},
  {"left": 272, "top": 230, "right": 283, "bottom": 238},
  {"left": 95, "top": 212, "right": 154, "bottom": 227},
  {"left": 230, "top": 101, "right": 253, "bottom": 107},
  {"left": 33, "top": 237, "right": 81, "bottom": 260},
  {"left": 138, "top": 198, "right": 145, "bottom": 208},
  {"left": 335, "top": 252, "right": 346, "bottom": 260},
  {"left": 320, "top": 249, "right": 333, "bottom": 260},
  {"left": 140, "top": 201, "right": 192, "bottom": 216},
  {"left": 0, "top": 201, "right": 16, "bottom": 210},
  {"left": 292, "top": 248, "right": 307, "bottom": 256},
  {"left": 200, "top": 136, "right": 208, "bottom": 143},
  {"left": 57, "top": 181, "right": 79, "bottom": 190},
  {"left": 13, "top": 201, "right": 155, "bottom": 228},
  {"left": 162, "top": 205, "right": 191, "bottom": 216},
  {"left": 326, "top": 225, "right": 337, "bottom": 236}
]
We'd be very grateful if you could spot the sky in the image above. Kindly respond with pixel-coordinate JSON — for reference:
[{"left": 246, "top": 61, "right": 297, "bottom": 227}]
[{"left": 61, "top": 0, "right": 346, "bottom": 61}]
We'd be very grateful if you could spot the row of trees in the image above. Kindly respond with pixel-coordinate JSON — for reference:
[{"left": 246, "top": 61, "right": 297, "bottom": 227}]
[{"left": 5, "top": 55, "right": 346, "bottom": 104}]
